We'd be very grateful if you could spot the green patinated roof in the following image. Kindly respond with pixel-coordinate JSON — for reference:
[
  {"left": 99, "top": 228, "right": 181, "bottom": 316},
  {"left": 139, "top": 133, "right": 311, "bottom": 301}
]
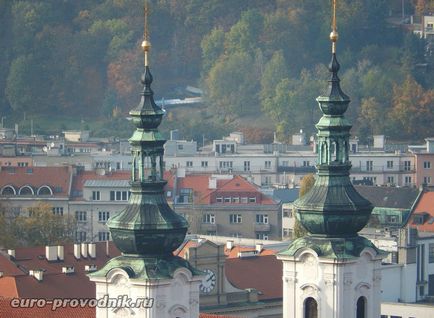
[
  {"left": 316, "top": 116, "right": 351, "bottom": 129},
  {"left": 278, "top": 235, "right": 387, "bottom": 260},
  {"left": 129, "top": 130, "right": 165, "bottom": 143},
  {"left": 89, "top": 255, "right": 203, "bottom": 280}
]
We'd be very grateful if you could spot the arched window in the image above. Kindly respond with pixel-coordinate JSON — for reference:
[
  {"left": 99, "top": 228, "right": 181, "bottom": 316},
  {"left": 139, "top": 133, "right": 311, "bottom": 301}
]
[
  {"left": 1, "top": 185, "right": 16, "bottom": 196},
  {"left": 37, "top": 185, "right": 53, "bottom": 196},
  {"left": 356, "top": 296, "right": 366, "bottom": 318},
  {"left": 304, "top": 297, "right": 318, "bottom": 318},
  {"left": 19, "top": 186, "right": 34, "bottom": 196}
]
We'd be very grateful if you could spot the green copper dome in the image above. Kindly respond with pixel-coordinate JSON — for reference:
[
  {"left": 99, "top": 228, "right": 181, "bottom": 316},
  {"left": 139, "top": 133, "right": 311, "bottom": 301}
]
[
  {"left": 293, "top": 52, "right": 373, "bottom": 238},
  {"left": 107, "top": 65, "right": 188, "bottom": 256}
]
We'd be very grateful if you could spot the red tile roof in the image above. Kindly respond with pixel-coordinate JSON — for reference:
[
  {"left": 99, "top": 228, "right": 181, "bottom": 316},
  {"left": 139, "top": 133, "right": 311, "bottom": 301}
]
[
  {"left": 0, "top": 166, "right": 72, "bottom": 197},
  {"left": 0, "top": 298, "right": 95, "bottom": 318},
  {"left": 0, "top": 299, "right": 239, "bottom": 318},
  {"left": 165, "top": 173, "right": 277, "bottom": 205},
  {"left": 0, "top": 242, "right": 121, "bottom": 300},
  {"left": 224, "top": 246, "right": 277, "bottom": 258},
  {"left": 71, "top": 170, "right": 130, "bottom": 197},
  {"left": 225, "top": 255, "right": 282, "bottom": 301},
  {"left": 410, "top": 190, "right": 434, "bottom": 232}
]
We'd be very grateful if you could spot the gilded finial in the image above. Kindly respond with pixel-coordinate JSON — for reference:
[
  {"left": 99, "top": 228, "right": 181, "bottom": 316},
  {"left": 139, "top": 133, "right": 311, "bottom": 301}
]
[
  {"left": 141, "top": 0, "right": 151, "bottom": 66},
  {"left": 330, "top": 0, "right": 338, "bottom": 53}
]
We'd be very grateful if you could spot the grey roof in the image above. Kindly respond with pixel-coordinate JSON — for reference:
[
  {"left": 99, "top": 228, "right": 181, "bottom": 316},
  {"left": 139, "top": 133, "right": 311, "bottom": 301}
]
[
  {"left": 84, "top": 180, "right": 130, "bottom": 188},
  {"left": 354, "top": 185, "right": 420, "bottom": 209},
  {"left": 273, "top": 188, "right": 300, "bottom": 203}
]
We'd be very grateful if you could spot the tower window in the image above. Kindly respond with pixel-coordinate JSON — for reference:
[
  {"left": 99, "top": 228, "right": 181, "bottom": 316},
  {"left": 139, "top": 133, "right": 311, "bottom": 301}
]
[
  {"left": 356, "top": 296, "right": 366, "bottom": 318},
  {"left": 304, "top": 297, "right": 318, "bottom": 318}
]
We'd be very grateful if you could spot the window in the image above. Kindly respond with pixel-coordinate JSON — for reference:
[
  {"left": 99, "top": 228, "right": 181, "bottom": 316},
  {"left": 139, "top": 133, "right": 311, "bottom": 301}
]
[
  {"left": 366, "top": 161, "right": 373, "bottom": 171},
  {"left": 52, "top": 207, "right": 64, "bottom": 216},
  {"left": 405, "top": 176, "right": 412, "bottom": 185},
  {"left": 230, "top": 233, "right": 242, "bottom": 238},
  {"left": 232, "top": 197, "right": 240, "bottom": 203},
  {"left": 201, "top": 161, "right": 208, "bottom": 168},
  {"left": 75, "top": 211, "right": 87, "bottom": 222},
  {"left": 283, "top": 209, "right": 292, "bottom": 218},
  {"left": 92, "top": 191, "right": 100, "bottom": 201},
  {"left": 387, "top": 161, "right": 393, "bottom": 169},
  {"left": 216, "top": 197, "right": 223, "bottom": 203},
  {"left": 202, "top": 214, "right": 215, "bottom": 224},
  {"left": 177, "top": 144, "right": 184, "bottom": 150},
  {"left": 256, "top": 233, "right": 269, "bottom": 240},
  {"left": 303, "top": 161, "right": 310, "bottom": 167},
  {"left": 387, "top": 176, "right": 395, "bottom": 184},
  {"left": 263, "top": 176, "right": 271, "bottom": 185},
  {"left": 229, "top": 214, "right": 242, "bottom": 223},
  {"left": 241, "top": 197, "right": 248, "bottom": 204},
  {"left": 75, "top": 231, "right": 86, "bottom": 243},
  {"left": 281, "top": 160, "right": 288, "bottom": 167},
  {"left": 207, "top": 231, "right": 217, "bottom": 236},
  {"left": 98, "top": 232, "right": 110, "bottom": 241},
  {"left": 186, "top": 161, "right": 193, "bottom": 167},
  {"left": 404, "top": 161, "right": 411, "bottom": 171},
  {"left": 110, "top": 191, "right": 128, "bottom": 201},
  {"left": 429, "top": 243, "right": 434, "bottom": 263},
  {"left": 219, "top": 161, "right": 233, "bottom": 170},
  {"left": 424, "top": 176, "right": 431, "bottom": 185},
  {"left": 424, "top": 161, "right": 431, "bottom": 169},
  {"left": 256, "top": 214, "right": 269, "bottom": 224},
  {"left": 386, "top": 215, "right": 398, "bottom": 223},
  {"left": 98, "top": 211, "right": 110, "bottom": 222},
  {"left": 244, "top": 161, "right": 250, "bottom": 172},
  {"left": 356, "top": 297, "right": 366, "bottom": 318},
  {"left": 265, "top": 161, "right": 271, "bottom": 169},
  {"left": 249, "top": 197, "right": 257, "bottom": 203},
  {"left": 304, "top": 297, "right": 318, "bottom": 318},
  {"left": 223, "top": 197, "right": 230, "bottom": 203},
  {"left": 178, "top": 188, "right": 193, "bottom": 203}
]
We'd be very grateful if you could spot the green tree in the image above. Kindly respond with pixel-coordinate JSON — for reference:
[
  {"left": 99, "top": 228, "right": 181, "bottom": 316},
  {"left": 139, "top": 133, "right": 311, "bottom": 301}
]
[
  {"left": 260, "top": 50, "right": 288, "bottom": 101},
  {"left": 15, "top": 203, "right": 76, "bottom": 247},
  {"left": 205, "top": 51, "right": 259, "bottom": 117},
  {"left": 201, "top": 28, "right": 225, "bottom": 74}
]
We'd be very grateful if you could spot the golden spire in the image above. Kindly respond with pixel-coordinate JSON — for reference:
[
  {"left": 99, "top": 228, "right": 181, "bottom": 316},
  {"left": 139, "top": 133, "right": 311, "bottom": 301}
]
[
  {"left": 330, "top": 0, "right": 339, "bottom": 54},
  {"left": 141, "top": 0, "right": 151, "bottom": 66}
]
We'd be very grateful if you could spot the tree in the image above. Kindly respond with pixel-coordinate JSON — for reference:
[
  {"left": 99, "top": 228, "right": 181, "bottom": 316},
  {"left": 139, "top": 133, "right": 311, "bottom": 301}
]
[
  {"left": 293, "top": 174, "right": 315, "bottom": 239},
  {"left": 389, "top": 75, "right": 434, "bottom": 139},
  {"left": 14, "top": 203, "right": 76, "bottom": 246},
  {"left": 260, "top": 50, "right": 288, "bottom": 101},
  {"left": 205, "top": 51, "right": 259, "bottom": 117},
  {"left": 201, "top": 28, "right": 225, "bottom": 74}
]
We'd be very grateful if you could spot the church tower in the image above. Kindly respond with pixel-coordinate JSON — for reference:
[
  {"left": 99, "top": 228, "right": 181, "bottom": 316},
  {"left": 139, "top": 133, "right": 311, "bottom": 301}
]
[
  {"left": 89, "top": 2, "right": 203, "bottom": 317},
  {"left": 277, "top": 1, "right": 386, "bottom": 317}
]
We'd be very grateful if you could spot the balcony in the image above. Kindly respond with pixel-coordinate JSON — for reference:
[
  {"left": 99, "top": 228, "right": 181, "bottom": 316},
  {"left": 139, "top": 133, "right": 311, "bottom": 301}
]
[
  {"left": 350, "top": 164, "right": 415, "bottom": 173},
  {"left": 255, "top": 223, "right": 270, "bottom": 232}
]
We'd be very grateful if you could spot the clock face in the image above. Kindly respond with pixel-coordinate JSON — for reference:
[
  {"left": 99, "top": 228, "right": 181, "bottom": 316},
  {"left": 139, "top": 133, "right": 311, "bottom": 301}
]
[{"left": 200, "top": 269, "right": 216, "bottom": 294}]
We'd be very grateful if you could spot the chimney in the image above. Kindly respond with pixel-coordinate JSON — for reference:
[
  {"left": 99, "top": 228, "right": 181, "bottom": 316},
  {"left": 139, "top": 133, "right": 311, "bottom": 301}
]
[
  {"left": 226, "top": 240, "right": 234, "bottom": 250},
  {"left": 255, "top": 243, "right": 263, "bottom": 253},
  {"left": 45, "top": 246, "right": 57, "bottom": 262},
  {"left": 0, "top": 271, "right": 4, "bottom": 278},
  {"left": 7, "top": 249, "right": 15, "bottom": 259},
  {"left": 88, "top": 243, "right": 96, "bottom": 259},
  {"left": 81, "top": 243, "right": 88, "bottom": 258},
  {"left": 62, "top": 266, "right": 75, "bottom": 274},
  {"left": 29, "top": 269, "right": 44, "bottom": 281},
  {"left": 57, "top": 245, "right": 64, "bottom": 261},
  {"left": 74, "top": 244, "right": 80, "bottom": 259},
  {"left": 209, "top": 177, "right": 217, "bottom": 189},
  {"left": 85, "top": 264, "right": 97, "bottom": 272}
]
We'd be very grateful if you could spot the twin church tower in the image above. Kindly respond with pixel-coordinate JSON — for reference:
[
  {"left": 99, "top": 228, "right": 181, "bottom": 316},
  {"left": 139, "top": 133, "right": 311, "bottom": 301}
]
[{"left": 90, "top": 1, "right": 385, "bottom": 317}]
